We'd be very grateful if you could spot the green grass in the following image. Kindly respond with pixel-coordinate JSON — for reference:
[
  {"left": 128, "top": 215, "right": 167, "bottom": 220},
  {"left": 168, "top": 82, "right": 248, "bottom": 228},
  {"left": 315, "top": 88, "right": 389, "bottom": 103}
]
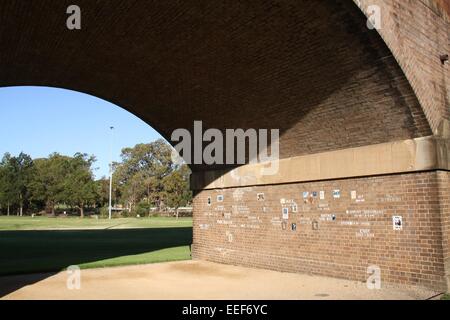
[
  {"left": 0, "top": 216, "right": 192, "bottom": 230},
  {"left": 441, "top": 293, "right": 450, "bottom": 300},
  {"left": 0, "top": 216, "right": 193, "bottom": 276}
]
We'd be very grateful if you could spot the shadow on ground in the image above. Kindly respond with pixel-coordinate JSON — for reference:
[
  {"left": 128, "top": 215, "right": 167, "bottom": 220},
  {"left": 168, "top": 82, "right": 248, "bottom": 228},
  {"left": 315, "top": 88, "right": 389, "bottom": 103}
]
[{"left": 0, "top": 227, "right": 192, "bottom": 297}]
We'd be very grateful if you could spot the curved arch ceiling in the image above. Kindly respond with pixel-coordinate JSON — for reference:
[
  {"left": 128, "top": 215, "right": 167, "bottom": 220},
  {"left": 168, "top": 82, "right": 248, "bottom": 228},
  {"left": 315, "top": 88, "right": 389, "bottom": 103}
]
[{"left": 0, "top": 0, "right": 431, "bottom": 170}]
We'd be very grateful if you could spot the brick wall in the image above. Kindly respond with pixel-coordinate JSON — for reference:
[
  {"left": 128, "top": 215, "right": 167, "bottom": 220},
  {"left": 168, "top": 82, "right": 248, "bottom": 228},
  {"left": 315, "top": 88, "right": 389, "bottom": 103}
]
[
  {"left": 437, "top": 171, "right": 450, "bottom": 288},
  {"left": 355, "top": 0, "right": 450, "bottom": 134},
  {"left": 192, "top": 171, "right": 449, "bottom": 291}
]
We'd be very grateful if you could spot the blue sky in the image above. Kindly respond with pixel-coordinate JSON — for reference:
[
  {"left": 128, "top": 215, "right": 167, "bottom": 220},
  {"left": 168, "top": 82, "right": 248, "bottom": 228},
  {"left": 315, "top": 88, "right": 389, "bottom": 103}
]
[{"left": 0, "top": 86, "right": 163, "bottom": 179}]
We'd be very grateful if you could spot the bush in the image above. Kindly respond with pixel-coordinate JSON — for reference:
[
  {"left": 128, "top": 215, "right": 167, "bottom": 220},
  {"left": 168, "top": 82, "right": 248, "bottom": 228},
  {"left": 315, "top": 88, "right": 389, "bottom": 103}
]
[
  {"left": 99, "top": 206, "right": 109, "bottom": 219},
  {"left": 133, "top": 202, "right": 152, "bottom": 218}
]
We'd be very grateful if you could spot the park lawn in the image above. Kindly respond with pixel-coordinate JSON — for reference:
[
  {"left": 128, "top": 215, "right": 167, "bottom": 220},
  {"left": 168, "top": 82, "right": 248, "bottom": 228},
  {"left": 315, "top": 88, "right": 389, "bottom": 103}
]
[
  {"left": 0, "top": 216, "right": 192, "bottom": 230},
  {"left": 0, "top": 216, "right": 193, "bottom": 275}
]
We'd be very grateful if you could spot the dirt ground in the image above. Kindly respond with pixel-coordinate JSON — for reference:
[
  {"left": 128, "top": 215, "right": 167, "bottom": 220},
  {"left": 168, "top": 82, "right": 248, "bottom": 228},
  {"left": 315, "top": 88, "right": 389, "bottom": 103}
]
[{"left": 0, "top": 260, "right": 440, "bottom": 300}]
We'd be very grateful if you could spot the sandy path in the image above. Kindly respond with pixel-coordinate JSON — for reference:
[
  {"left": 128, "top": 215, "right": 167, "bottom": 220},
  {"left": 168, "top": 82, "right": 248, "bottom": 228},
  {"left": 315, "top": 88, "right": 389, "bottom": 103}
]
[{"left": 0, "top": 260, "right": 438, "bottom": 300}]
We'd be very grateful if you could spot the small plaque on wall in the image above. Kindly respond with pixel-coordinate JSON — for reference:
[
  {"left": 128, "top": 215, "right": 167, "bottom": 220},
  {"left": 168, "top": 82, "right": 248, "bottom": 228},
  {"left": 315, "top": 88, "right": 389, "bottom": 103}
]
[
  {"left": 319, "top": 191, "right": 325, "bottom": 200},
  {"left": 392, "top": 216, "right": 403, "bottom": 230},
  {"left": 282, "top": 207, "right": 289, "bottom": 220},
  {"left": 333, "top": 189, "right": 341, "bottom": 199}
]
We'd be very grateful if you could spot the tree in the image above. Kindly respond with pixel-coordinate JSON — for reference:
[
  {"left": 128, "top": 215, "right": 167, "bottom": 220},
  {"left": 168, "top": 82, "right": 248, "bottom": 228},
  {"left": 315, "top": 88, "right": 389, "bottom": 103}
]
[
  {"left": 13, "top": 153, "right": 34, "bottom": 216},
  {"left": 115, "top": 139, "right": 175, "bottom": 212},
  {"left": 0, "top": 153, "right": 14, "bottom": 215},
  {"left": 95, "top": 177, "right": 110, "bottom": 208},
  {"left": 0, "top": 140, "right": 192, "bottom": 218},
  {"left": 29, "top": 153, "right": 97, "bottom": 217},
  {"left": 28, "top": 153, "right": 69, "bottom": 215},
  {"left": 162, "top": 164, "right": 192, "bottom": 218},
  {"left": 0, "top": 152, "right": 33, "bottom": 216},
  {"left": 62, "top": 153, "right": 98, "bottom": 218}
]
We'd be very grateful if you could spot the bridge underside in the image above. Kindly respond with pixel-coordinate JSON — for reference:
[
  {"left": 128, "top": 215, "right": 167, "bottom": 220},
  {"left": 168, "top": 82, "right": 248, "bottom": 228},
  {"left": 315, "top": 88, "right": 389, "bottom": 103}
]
[{"left": 0, "top": 0, "right": 449, "bottom": 291}]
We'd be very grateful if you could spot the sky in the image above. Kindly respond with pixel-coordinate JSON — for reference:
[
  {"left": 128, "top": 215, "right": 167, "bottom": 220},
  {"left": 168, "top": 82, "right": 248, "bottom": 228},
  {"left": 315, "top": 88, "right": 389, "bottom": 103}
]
[{"left": 0, "top": 86, "right": 163, "bottom": 179}]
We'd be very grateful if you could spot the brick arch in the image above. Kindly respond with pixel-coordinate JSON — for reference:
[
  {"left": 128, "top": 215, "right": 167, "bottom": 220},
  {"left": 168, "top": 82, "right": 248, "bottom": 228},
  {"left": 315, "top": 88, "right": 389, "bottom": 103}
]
[
  {"left": 1, "top": 0, "right": 450, "bottom": 293},
  {"left": 0, "top": 0, "right": 434, "bottom": 172},
  {"left": 354, "top": 0, "right": 450, "bottom": 135}
]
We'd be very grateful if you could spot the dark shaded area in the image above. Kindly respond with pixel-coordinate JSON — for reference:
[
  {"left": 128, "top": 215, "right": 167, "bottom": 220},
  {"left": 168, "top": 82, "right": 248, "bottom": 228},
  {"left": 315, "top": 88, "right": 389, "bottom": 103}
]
[
  {"left": 0, "top": 227, "right": 192, "bottom": 297},
  {"left": 0, "top": 272, "right": 56, "bottom": 299}
]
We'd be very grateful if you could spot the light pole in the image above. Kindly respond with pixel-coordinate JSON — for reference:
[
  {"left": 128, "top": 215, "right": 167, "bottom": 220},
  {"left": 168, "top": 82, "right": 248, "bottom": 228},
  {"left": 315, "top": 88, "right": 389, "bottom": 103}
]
[{"left": 108, "top": 126, "right": 114, "bottom": 220}]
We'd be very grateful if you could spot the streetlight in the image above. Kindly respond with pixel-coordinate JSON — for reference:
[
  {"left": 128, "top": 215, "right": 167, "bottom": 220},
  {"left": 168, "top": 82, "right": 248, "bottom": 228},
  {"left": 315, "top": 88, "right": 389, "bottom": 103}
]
[{"left": 108, "top": 126, "right": 114, "bottom": 220}]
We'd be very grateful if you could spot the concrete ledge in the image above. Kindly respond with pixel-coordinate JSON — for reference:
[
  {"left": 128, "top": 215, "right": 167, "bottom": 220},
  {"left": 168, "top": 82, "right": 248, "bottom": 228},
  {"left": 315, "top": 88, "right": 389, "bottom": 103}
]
[{"left": 191, "top": 136, "right": 450, "bottom": 190}]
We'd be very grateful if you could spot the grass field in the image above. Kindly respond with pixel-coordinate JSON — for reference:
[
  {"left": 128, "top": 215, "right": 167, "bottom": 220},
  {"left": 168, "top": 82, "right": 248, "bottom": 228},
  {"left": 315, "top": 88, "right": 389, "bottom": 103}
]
[
  {"left": 0, "top": 216, "right": 192, "bottom": 230},
  {"left": 0, "top": 216, "right": 193, "bottom": 276}
]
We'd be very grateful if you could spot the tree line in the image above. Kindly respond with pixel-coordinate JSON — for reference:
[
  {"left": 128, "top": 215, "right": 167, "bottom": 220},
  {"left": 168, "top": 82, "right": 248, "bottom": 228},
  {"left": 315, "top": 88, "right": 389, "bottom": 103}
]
[{"left": 0, "top": 139, "right": 192, "bottom": 217}]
